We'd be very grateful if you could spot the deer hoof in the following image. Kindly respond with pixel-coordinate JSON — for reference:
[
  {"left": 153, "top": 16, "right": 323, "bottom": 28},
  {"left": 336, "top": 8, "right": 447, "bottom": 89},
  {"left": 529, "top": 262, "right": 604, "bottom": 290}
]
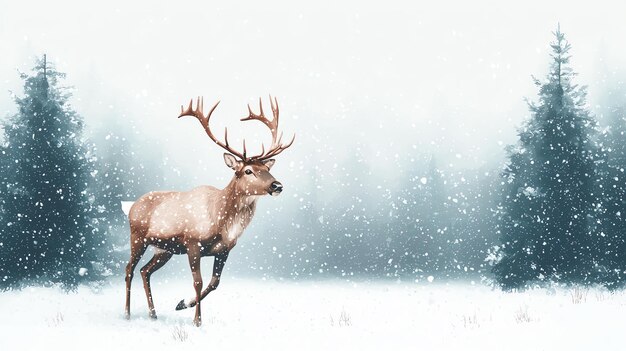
[
  {"left": 124, "top": 312, "right": 130, "bottom": 320},
  {"left": 149, "top": 311, "right": 158, "bottom": 320},
  {"left": 193, "top": 318, "right": 202, "bottom": 327},
  {"left": 175, "top": 299, "right": 187, "bottom": 311}
]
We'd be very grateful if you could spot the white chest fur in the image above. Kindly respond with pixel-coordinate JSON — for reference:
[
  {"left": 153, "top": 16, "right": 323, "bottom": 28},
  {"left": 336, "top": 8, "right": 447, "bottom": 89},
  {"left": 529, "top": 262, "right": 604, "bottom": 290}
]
[
  {"left": 223, "top": 199, "right": 256, "bottom": 242},
  {"left": 225, "top": 220, "right": 245, "bottom": 241}
]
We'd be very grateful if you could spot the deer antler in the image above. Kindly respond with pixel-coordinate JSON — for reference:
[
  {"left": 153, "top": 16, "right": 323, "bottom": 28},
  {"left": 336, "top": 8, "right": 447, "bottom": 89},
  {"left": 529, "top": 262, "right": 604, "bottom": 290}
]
[
  {"left": 178, "top": 96, "right": 294, "bottom": 162},
  {"left": 241, "top": 95, "right": 296, "bottom": 161},
  {"left": 178, "top": 97, "right": 248, "bottom": 160}
]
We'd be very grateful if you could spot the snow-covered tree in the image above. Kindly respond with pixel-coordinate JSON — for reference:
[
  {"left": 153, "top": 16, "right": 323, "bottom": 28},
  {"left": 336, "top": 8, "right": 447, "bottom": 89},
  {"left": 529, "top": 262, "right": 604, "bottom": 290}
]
[
  {"left": 0, "top": 56, "right": 103, "bottom": 288},
  {"left": 595, "top": 105, "right": 626, "bottom": 287},
  {"left": 325, "top": 146, "right": 374, "bottom": 276},
  {"left": 393, "top": 156, "right": 449, "bottom": 277},
  {"left": 448, "top": 168, "right": 501, "bottom": 278},
  {"left": 493, "top": 28, "right": 599, "bottom": 289}
]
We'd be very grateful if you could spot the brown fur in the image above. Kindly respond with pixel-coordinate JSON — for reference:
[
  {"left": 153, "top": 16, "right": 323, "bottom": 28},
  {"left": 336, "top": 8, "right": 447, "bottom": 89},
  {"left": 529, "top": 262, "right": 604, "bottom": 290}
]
[
  {"left": 124, "top": 158, "right": 280, "bottom": 326},
  {"left": 125, "top": 96, "right": 293, "bottom": 326}
]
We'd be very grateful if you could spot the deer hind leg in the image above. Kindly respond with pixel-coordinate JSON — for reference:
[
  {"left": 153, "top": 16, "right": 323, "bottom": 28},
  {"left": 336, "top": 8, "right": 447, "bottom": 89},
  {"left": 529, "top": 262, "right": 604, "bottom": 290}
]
[
  {"left": 140, "top": 249, "right": 173, "bottom": 319},
  {"left": 124, "top": 238, "right": 147, "bottom": 320}
]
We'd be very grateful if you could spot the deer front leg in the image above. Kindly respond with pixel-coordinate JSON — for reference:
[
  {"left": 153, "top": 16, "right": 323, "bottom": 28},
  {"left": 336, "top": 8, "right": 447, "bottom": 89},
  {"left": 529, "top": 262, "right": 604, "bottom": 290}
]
[
  {"left": 176, "top": 252, "right": 229, "bottom": 310},
  {"left": 187, "top": 246, "right": 203, "bottom": 327}
]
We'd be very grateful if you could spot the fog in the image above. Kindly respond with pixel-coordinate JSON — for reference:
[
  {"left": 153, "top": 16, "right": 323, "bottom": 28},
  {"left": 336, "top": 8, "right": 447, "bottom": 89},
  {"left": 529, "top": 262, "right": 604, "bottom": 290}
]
[
  {"left": 2, "top": 1, "right": 625, "bottom": 174},
  {"left": 2, "top": 0, "right": 626, "bottom": 280}
]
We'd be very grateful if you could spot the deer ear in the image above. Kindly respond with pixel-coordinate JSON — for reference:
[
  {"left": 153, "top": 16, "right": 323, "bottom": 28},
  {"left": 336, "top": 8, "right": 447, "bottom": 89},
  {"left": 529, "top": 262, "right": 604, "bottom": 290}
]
[
  {"left": 262, "top": 159, "right": 276, "bottom": 170},
  {"left": 223, "top": 153, "right": 239, "bottom": 170}
]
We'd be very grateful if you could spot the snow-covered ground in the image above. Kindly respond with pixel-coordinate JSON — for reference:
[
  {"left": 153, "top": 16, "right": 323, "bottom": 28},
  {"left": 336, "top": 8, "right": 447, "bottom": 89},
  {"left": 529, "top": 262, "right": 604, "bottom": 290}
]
[{"left": 1, "top": 278, "right": 625, "bottom": 350}]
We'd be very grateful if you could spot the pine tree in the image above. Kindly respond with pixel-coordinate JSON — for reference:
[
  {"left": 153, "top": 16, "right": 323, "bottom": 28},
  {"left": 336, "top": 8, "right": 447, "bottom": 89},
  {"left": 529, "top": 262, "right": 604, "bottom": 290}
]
[
  {"left": 394, "top": 156, "right": 448, "bottom": 277},
  {"left": 493, "top": 27, "right": 598, "bottom": 289},
  {"left": 88, "top": 115, "right": 166, "bottom": 270},
  {"left": 90, "top": 131, "right": 136, "bottom": 262},
  {"left": 392, "top": 157, "right": 425, "bottom": 276},
  {"left": 596, "top": 105, "right": 626, "bottom": 287},
  {"left": 450, "top": 167, "right": 501, "bottom": 278},
  {"left": 422, "top": 157, "right": 449, "bottom": 275},
  {"left": 325, "top": 146, "right": 373, "bottom": 276},
  {"left": 0, "top": 56, "right": 101, "bottom": 288}
]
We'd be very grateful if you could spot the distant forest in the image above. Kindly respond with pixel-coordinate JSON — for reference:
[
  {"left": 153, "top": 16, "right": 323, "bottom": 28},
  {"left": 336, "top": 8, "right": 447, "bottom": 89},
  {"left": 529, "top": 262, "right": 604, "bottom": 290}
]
[{"left": 1, "top": 28, "right": 626, "bottom": 290}]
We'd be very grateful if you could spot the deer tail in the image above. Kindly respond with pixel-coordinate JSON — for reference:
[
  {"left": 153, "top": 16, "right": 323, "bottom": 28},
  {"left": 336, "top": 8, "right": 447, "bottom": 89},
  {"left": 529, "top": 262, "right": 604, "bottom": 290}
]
[{"left": 121, "top": 201, "right": 135, "bottom": 216}]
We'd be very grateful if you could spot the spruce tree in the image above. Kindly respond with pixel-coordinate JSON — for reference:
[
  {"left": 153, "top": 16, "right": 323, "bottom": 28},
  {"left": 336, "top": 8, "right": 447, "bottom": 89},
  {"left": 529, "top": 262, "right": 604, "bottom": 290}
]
[
  {"left": 596, "top": 106, "right": 626, "bottom": 287},
  {"left": 90, "top": 131, "right": 135, "bottom": 267},
  {"left": 394, "top": 156, "right": 448, "bottom": 277},
  {"left": 493, "top": 28, "right": 598, "bottom": 289},
  {"left": 423, "top": 157, "right": 449, "bottom": 275},
  {"left": 0, "top": 56, "right": 100, "bottom": 288}
]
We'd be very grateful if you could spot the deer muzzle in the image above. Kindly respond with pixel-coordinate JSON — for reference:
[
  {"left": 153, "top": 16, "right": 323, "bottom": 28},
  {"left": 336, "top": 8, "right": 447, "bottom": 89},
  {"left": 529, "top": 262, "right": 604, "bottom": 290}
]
[{"left": 269, "top": 181, "right": 283, "bottom": 196}]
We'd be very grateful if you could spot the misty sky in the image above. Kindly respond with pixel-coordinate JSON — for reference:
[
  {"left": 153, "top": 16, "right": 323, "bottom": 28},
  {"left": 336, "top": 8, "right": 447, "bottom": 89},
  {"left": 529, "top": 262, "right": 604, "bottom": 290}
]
[{"left": 2, "top": 1, "right": 626, "bottom": 193}]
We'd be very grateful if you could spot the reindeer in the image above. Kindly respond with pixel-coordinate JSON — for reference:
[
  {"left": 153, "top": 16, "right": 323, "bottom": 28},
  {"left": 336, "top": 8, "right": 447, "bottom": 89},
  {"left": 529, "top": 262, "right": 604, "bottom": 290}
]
[{"left": 123, "top": 96, "right": 294, "bottom": 326}]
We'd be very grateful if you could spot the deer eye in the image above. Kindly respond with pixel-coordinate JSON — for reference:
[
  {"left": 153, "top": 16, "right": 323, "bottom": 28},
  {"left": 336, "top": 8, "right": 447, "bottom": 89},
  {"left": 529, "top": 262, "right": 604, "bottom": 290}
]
[{"left": 245, "top": 169, "right": 253, "bottom": 175}]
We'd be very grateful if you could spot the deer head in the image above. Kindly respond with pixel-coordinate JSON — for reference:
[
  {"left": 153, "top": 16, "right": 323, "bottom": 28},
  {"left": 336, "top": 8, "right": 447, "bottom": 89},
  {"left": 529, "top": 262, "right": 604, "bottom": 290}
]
[{"left": 178, "top": 96, "right": 295, "bottom": 196}]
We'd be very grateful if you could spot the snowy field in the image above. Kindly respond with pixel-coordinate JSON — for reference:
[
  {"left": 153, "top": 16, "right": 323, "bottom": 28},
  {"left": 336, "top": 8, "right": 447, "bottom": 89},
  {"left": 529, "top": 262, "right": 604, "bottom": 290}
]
[{"left": 1, "top": 278, "right": 625, "bottom": 350}]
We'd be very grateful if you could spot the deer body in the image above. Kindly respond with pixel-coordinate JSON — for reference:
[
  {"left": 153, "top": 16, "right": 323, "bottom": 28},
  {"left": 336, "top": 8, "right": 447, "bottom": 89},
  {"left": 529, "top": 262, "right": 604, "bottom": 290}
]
[
  {"left": 123, "top": 96, "right": 293, "bottom": 327},
  {"left": 129, "top": 185, "right": 257, "bottom": 255}
]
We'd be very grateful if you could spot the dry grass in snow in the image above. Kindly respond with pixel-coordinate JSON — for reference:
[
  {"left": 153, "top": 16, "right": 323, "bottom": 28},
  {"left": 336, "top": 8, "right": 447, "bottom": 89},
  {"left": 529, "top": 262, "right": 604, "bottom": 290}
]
[{"left": 0, "top": 278, "right": 625, "bottom": 350}]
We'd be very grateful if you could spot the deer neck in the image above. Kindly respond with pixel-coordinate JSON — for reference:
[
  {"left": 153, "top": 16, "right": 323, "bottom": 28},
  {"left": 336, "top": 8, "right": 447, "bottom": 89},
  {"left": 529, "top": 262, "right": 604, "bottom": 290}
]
[
  {"left": 221, "top": 177, "right": 259, "bottom": 216},
  {"left": 216, "top": 177, "right": 258, "bottom": 242}
]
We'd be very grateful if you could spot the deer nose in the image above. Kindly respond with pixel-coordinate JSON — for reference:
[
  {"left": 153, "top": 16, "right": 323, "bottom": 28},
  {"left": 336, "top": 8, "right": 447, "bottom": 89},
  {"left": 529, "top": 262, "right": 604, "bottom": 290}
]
[{"left": 270, "top": 181, "right": 283, "bottom": 195}]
